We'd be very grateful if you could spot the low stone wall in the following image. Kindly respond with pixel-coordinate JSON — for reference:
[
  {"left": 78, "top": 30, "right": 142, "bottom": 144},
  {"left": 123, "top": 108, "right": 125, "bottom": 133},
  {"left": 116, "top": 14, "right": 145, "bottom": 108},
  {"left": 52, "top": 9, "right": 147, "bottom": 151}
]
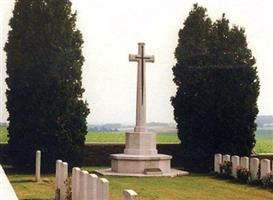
[
  {"left": 0, "top": 143, "right": 184, "bottom": 167},
  {"left": 251, "top": 153, "right": 273, "bottom": 161},
  {"left": 1, "top": 143, "right": 272, "bottom": 169},
  {"left": 0, "top": 143, "right": 9, "bottom": 164}
]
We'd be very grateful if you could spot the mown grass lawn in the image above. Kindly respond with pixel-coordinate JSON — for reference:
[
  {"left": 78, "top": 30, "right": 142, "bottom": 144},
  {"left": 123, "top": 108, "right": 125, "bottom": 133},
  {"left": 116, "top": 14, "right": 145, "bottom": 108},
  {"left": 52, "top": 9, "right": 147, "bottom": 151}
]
[{"left": 7, "top": 169, "right": 273, "bottom": 200}]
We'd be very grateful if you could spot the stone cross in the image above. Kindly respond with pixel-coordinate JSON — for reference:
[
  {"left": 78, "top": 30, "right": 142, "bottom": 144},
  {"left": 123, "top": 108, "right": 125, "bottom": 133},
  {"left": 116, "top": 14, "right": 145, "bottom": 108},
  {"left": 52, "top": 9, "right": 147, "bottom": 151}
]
[{"left": 129, "top": 43, "right": 154, "bottom": 132}]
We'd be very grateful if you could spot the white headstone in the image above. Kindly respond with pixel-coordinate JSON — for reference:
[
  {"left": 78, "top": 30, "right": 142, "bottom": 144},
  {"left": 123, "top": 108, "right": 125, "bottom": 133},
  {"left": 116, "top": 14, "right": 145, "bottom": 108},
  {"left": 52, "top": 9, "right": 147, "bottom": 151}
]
[
  {"left": 214, "top": 154, "right": 222, "bottom": 173},
  {"left": 231, "top": 155, "right": 240, "bottom": 178},
  {"left": 72, "top": 167, "right": 81, "bottom": 200},
  {"left": 60, "top": 162, "right": 68, "bottom": 200},
  {"left": 250, "top": 158, "right": 259, "bottom": 181},
  {"left": 87, "top": 173, "right": 98, "bottom": 200},
  {"left": 223, "top": 154, "right": 231, "bottom": 162},
  {"left": 97, "top": 178, "right": 109, "bottom": 200},
  {"left": 35, "top": 150, "right": 41, "bottom": 182},
  {"left": 260, "top": 159, "right": 271, "bottom": 178},
  {"left": 56, "top": 160, "right": 62, "bottom": 190},
  {"left": 79, "top": 170, "right": 89, "bottom": 200},
  {"left": 122, "top": 189, "right": 138, "bottom": 200},
  {"left": 240, "top": 156, "right": 249, "bottom": 170}
]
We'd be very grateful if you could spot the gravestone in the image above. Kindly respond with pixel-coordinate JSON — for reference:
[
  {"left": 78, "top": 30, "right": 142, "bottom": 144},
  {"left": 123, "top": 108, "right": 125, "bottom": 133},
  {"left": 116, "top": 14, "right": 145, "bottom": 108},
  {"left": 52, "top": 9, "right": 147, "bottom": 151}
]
[
  {"left": 87, "top": 174, "right": 98, "bottom": 200},
  {"left": 59, "top": 162, "right": 68, "bottom": 200},
  {"left": 122, "top": 189, "right": 138, "bottom": 200},
  {"left": 223, "top": 154, "right": 230, "bottom": 162},
  {"left": 214, "top": 154, "right": 222, "bottom": 173},
  {"left": 240, "top": 157, "right": 249, "bottom": 170},
  {"left": 80, "top": 170, "right": 89, "bottom": 200},
  {"left": 97, "top": 43, "right": 187, "bottom": 177},
  {"left": 72, "top": 167, "right": 81, "bottom": 200},
  {"left": 98, "top": 178, "right": 109, "bottom": 200},
  {"left": 260, "top": 159, "right": 270, "bottom": 178},
  {"left": 35, "top": 150, "right": 41, "bottom": 182},
  {"left": 250, "top": 158, "right": 259, "bottom": 181},
  {"left": 231, "top": 155, "right": 239, "bottom": 178}
]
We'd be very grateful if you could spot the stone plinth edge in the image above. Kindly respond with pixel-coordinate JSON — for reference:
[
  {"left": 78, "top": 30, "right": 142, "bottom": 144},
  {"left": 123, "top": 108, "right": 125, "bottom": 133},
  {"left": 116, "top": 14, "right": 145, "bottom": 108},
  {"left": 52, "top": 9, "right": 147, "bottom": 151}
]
[
  {"left": 110, "top": 154, "right": 172, "bottom": 161},
  {"left": 96, "top": 168, "right": 189, "bottom": 177}
]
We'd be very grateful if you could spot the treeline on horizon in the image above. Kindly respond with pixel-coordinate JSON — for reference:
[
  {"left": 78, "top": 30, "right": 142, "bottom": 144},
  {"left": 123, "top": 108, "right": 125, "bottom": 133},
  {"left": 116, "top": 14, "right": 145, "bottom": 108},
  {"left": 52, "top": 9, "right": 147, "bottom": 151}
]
[{"left": 1, "top": 115, "right": 273, "bottom": 129}]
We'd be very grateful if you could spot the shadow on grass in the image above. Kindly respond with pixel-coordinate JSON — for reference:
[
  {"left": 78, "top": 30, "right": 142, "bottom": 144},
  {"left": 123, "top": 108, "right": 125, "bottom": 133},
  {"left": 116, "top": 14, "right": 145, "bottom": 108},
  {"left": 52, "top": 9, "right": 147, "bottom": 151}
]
[
  {"left": 20, "top": 198, "right": 52, "bottom": 200},
  {"left": 10, "top": 179, "right": 34, "bottom": 183}
]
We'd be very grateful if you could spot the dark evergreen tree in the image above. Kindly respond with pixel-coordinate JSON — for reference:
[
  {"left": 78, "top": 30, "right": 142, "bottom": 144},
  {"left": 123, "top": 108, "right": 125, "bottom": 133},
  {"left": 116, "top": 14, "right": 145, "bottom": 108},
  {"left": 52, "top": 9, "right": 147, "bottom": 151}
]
[
  {"left": 208, "top": 15, "right": 259, "bottom": 156},
  {"left": 171, "top": 5, "right": 259, "bottom": 172},
  {"left": 4, "top": 0, "right": 89, "bottom": 171}
]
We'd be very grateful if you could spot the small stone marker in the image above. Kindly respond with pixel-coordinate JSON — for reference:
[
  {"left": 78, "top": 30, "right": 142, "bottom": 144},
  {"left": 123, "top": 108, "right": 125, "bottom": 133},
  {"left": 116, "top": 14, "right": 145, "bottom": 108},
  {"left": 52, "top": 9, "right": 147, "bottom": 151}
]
[
  {"left": 56, "top": 160, "right": 62, "bottom": 190},
  {"left": 214, "top": 154, "right": 222, "bottom": 173},
  {"left": 98, "top": 178, "right": 109, "bottom": 200},
  {"left": 87, "top": 173, "right": 98, "bottom": 200},
  {"left": 260, "top": 159, "right": 271, "bottom": 178},
  {"left": 122, "top": 189, "right": 138, "bottom": 200},
  {"left": 240, "top": 156, "right": 249, "bottom": 170},
  {"left": 231, "top": 155, "right": 239, "bottom": 178},
  {"left": 250, "top": 158, "right": 259, "bottom": 181},
  {"left": 35, "top": 150, "right": 41, "bottom": 182},
  {"left": 223, "top": 154, "right": 231, "bottom": 162},
  {"left": 72, "top": 167, "right": 81, "bottom": 200},
  {"left": 60, "top": 162, "right": 68, "bottom": 200}
]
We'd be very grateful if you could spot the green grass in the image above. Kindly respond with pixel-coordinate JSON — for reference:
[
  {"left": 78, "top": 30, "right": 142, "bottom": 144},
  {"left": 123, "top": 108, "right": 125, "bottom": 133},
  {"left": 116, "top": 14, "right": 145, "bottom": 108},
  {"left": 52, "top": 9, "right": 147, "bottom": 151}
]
[
  {"left": 7, "top": 168, "right": 273, "bottom": 200},
  {"left": 86, "top": 131, "right": 180, "bottom": 144},
  {"left": 0, "top": 126, "right": 8, "bottom": 143},
  {"left": 1, "top": 126, "right": 272, "bottom": 153},
  {"left": 254, "top": 139, "right": 273, "bottom": 153},
  {"left": 8, "top": 174, "right": 55, "bottom": 200}
]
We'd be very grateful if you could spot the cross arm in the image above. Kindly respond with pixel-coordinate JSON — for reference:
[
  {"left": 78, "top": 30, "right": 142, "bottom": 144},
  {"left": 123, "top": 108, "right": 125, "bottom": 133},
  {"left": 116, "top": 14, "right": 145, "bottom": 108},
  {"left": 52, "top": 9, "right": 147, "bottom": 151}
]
[
  {"left": 144, "top": 55, "right": 155, "bottom": 63},
  {"left": 129, "top": 54, "right": 138, "bottom": 62}
]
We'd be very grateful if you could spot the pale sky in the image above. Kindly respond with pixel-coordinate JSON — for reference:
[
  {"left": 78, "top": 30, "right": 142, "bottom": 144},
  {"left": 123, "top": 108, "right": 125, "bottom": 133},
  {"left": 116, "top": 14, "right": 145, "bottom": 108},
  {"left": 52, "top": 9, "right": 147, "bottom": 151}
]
[{"left": 0, "top": 0, "right": 273, "bottom": 124}]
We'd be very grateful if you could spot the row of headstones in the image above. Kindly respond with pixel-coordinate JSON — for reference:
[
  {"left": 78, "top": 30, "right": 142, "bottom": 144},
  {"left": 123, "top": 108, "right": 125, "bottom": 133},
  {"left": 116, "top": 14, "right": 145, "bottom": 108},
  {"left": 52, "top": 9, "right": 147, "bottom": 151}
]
[
  {"left": 214, "top": 154, "right": 273, "bottom": 180},
  {"left": 55, "top": 160, "right": 138, "bottom": 200}
]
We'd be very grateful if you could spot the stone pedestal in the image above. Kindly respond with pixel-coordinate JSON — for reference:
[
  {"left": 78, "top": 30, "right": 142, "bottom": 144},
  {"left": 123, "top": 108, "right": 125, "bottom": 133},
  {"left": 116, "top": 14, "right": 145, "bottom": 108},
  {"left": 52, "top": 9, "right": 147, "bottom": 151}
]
[
  {"left": 109, "top": 131, "right": 173, "bottom": 175},
  {"left": 124, "top": 132, "right": 157, "bottom": 155}
]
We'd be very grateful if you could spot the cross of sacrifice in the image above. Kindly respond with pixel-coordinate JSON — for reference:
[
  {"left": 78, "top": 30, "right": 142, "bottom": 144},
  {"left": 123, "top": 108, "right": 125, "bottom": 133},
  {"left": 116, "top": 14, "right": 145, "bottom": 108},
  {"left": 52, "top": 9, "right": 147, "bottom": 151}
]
[{"left": 129, "top": 43, "right": 154, "bottom": 132}]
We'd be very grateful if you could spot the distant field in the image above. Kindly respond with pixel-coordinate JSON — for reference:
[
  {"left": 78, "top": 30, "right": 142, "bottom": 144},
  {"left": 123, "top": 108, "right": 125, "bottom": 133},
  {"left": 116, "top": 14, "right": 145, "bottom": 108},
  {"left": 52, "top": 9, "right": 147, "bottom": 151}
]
[
  {"left": 86, "top": 131, "right": 180, "bottom": 144},
  {"left": 0, "top": 127, "right": 272, "bottom": 153},
  {"left": 0, "top": 127, "right": 178, "bottom": 144}
]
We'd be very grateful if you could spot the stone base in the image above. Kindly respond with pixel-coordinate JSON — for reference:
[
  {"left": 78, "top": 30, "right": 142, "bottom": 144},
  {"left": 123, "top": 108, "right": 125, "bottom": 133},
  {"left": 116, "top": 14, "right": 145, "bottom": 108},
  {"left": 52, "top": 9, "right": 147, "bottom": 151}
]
[
  {"left": 108, "top": 153, "right": 177, "bottom": 175},
  {"left": 96, "top": 168, "right": 189, "bottom": 177}
]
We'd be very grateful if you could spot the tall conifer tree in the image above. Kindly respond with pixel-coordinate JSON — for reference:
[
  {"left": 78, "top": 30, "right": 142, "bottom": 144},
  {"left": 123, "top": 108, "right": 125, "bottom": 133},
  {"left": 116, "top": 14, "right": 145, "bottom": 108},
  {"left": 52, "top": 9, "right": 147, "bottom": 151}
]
[
  {"left": 5, "top": 0, "right": 89, "bottom": 171},
  {"left": 172, "top": 5, "right": 259, "bottom": 171}
]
